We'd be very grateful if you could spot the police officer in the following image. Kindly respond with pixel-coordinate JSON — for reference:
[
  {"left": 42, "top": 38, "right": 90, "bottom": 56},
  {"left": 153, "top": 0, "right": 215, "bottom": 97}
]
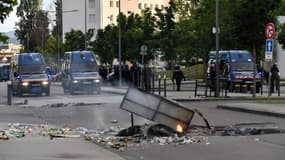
[
  {"left": 172, "top": 65, "right": 185, "bottom": 91},
  {"left": 270, "top": 63, "right": 280, "bottom": 93}
]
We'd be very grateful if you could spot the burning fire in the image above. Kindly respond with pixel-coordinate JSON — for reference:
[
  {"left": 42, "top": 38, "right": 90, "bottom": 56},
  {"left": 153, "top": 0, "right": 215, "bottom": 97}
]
[{"left": 176, "top": 124, "right": 183, "bottom": 133}]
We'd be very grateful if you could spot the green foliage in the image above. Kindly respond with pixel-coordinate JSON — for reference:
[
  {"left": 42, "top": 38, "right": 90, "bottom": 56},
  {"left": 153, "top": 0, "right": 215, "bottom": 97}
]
[
  {"left": 0, "top": 0, "right": 17, "bottom": 42},
  {"left": 256, "top": 100, "right": 285, "bottom": 104},
  {"left": 15, "top": 0, "right": 42, "bottom": 51},
  {"left": 156, "top": 64, "right": 204, "bottom": 80},
  {"left": 0, "top": 0, "right": 17, "bottom": 23},
  {"left": 90, "top": 0, "right": 285, "bottom": 67},
  {"left": 278, "top": 23, "right": 285, "bottom": 49},
  {"left": 155, "top": 0, "right": 177, "bottom": 69},
  {"left": 64, "top": 29, "right": 85, "bottom": 51},
  {"left": 0, "top": 33, "right": 9, "bottom": 43},
  {"left": 92, "top": 26, "right": 117, "bottom": 65},
  {"left": 45, "top": 35, "right": 57, "bottom": 54}
]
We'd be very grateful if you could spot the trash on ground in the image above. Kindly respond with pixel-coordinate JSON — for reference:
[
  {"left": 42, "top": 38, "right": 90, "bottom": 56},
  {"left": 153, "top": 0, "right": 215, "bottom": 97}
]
[
  {"left": 0, "top": 121, "right": 284, "bottom": 151},
  {"left": 120, "top": 88, "right": 195, "bottom": 133},
  {"left": 49, "top": 134, "right": 81, "bottom": 140}
]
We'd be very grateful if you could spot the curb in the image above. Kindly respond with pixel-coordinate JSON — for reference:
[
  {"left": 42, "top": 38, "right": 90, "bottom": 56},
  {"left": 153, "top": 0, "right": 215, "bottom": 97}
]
[
  {"left": 173, "top": 96, "right": 285, "bottom": 102},
  {"left": 217, "top": 104, "right": 285, "bottom": 118}
]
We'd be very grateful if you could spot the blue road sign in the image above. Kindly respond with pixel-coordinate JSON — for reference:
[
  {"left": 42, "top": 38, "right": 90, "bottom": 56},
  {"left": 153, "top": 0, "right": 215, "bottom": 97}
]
[
  {"left": 266, "top": 39, "right": 273, "bottom": 52},
  {"left": 265, "top": 39, "right": 273, "bottom": 61}
]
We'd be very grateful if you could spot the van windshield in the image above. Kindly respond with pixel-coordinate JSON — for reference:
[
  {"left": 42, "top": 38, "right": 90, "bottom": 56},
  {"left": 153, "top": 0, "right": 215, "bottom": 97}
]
[
  {"left": 20, "top": 65, "right": 46, "bottom": 74},
  {"left": 71, "top": 52, "right": 97, "bottom": 64},
  {"left": 70, "top": 52, "right": 98, "bottom": 72},
  {"left": 231, "top": 62, "right": 254, "bottom": 71},
  {"left": 230, "top": 52, "right": 252, "bottom": 62},
  {"left": 19, "top": 54, "right": 45, "bottom": 65}
]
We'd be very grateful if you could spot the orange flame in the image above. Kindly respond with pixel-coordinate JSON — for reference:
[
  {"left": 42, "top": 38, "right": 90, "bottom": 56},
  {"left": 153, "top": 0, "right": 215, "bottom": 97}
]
[{"left": 176, "top": 124, "right": 183, "bottom": 133}]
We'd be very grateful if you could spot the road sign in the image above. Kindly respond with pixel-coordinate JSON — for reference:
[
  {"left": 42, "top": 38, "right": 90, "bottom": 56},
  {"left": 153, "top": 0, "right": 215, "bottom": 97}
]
[
  {"left": 265, "top": 39, "right": 273, "bottom": 52},
  {"left": 265, "top": 23, "right": 275, "bottom": 39},
  {"left": 265, "top": 39, "right": 273, "bottom": 61}
]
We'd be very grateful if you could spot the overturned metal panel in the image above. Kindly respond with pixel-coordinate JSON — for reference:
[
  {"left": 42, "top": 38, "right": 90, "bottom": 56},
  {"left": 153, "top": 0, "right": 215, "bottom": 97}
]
[{"left": 120, "top": 88, "right": 195, "bottom": 133}]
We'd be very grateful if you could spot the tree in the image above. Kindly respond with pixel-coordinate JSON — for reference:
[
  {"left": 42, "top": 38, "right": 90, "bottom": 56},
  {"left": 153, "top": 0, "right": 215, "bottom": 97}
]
[
  {"left": 155, "top": 0, "right": 177, "bottom": 69},
  {"left": 64, "top": 29, "right": 93, "bottom": 51},
  {"left": 277, "top": 23, "right": 285, "bottom": 49},
  {"left": 15, "top": 0, "right": 41, "bottom": 51},
  {"left": 64, "top": 29, "right": 85, "bottom": 51},
  {"left": 92, "top": 25, "right": 118, "bottom": 65},
  {"left": 32, "top": 10, "right": 50, "bottom": 51},
  {"left": 0, "top": 0, "right": 17, "bottom": 42},
  {"left": 229, "top": 0, "right": 281, "bottom": 61},
  {"left": 140, "top": 9, "right": 157, "bottom": 63}
]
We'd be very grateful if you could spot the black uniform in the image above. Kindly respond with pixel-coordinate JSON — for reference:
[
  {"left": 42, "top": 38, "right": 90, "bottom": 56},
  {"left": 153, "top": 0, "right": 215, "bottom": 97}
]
[
  {"left": 270, "top": 63, "right": 280, "bottom": 93},
  {"left": 172, "top": 66, "right": 185, "bottom": 91}
]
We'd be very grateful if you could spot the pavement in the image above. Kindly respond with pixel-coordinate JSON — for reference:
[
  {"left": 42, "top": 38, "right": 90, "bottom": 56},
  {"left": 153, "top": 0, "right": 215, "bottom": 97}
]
[
  {"left": 98, "top": 82, "right": 285, "bottom": 119},
  {"left": 1, "top": 81, "right": 285, "bottom": 160},
  {"left": 2, "top": 81, "right": 285, "bottom": 118}
]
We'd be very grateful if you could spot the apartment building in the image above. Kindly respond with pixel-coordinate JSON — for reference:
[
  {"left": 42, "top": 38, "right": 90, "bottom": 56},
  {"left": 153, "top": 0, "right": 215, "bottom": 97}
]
[{"left": 62, "top": 0, "right": 169, "bottom": 40}]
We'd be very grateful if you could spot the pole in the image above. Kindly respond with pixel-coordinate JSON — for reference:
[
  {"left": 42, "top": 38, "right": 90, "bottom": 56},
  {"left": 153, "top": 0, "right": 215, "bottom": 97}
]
[
  {"left": 57, "top": 18, "right": 60, "bottom": 69},
  {"left": 215, "top": 0, "right": 220, "bottom": 97},
  {"left": 252, "top": 46, "right": 257, "bottom": 97},
  {"left": 84, "top": 0, "right": 87, "bottom": 50},
  {"left": 118, "top": 0, "right": 122, "bottom": 87},
  {"left": 7, "top": 81, "right": 12, "bottom": 105}
]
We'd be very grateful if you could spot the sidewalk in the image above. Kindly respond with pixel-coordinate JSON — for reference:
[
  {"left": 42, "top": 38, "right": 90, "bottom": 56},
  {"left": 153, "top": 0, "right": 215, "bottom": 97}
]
[
  {"left": 97, "top": 84, "right": 285, "bottom": 119},
  {"left": 217, "top": 103, "right": 285, "bottom": 118}
]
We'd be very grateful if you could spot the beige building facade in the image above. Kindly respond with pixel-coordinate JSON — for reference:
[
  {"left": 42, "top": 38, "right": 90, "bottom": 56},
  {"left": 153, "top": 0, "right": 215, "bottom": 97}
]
[{"left": 62, "top": 0, "right": 169, "bottom": 40}]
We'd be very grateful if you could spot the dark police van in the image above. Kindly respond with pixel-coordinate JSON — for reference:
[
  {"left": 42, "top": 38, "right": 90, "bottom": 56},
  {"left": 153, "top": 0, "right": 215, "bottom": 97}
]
[
  {"left": 10, "top": 53, "right": 50, "bottom": 96},
  {"left": 0, "top": 63, "right": 10, "bottom": 81},
  {"left": 208, "top": 50, "right": 261, "bottom": 93},
  {"left": 60, "top": 51, "right": 101, "bottom": 94}
]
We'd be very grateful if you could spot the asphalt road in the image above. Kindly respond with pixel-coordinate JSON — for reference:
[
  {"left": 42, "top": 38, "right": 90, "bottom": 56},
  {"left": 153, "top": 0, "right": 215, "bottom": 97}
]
[{"left": 0, "top": 82, "right": 285, "bottom": 160}]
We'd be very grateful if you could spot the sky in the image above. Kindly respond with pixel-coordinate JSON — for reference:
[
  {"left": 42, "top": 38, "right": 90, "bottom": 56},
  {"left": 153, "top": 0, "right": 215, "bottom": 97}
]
[{"left": 0, "top": 0, "right": 54, "bottom": 32}]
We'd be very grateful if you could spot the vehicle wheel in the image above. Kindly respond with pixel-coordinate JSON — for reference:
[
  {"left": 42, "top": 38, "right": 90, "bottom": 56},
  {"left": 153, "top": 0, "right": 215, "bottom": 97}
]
[
  {"left": 256, "top": 86, "right": 260, "bottom": 93},
  {"left": 69, "top": 85, "right": 75, "bottom": 94},
  {"left": 18, "top": 89, "right": 23, "bottom": 97},
  {"left": 46, "top": 89, "right": 50, "bottom": 96},
  {"left": 63, "top": 88, "right": 68, "bottom": 94},
  {"left": 97, "top": 87, "right": 101, "bottom": 94}
]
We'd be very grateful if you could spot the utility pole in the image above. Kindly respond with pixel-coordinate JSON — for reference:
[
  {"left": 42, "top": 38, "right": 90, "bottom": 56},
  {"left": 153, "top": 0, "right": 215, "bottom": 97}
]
[
  {"left": 84, "top": 0, "right": 87, "bottom": 50},
  {"left": 215, "top": 0, "right": 220, "bottom": 97},
  {"left": 118, "top": 0, "right": 122, "bottom": 87}
]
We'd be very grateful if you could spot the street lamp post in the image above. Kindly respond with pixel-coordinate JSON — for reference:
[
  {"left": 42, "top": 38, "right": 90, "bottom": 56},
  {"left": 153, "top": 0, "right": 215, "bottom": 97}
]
[
  {"left": 57, "top": 9, "right": 78, "bottom": 68},
  {"left": 118, "top": 0, "right": 122, "bottom": 87},
  {"left": 215, "top": 0, "right": 220, "bottom": 97},
  {"left": 84, "top": 0, "right": 87, "bottom": 50}
]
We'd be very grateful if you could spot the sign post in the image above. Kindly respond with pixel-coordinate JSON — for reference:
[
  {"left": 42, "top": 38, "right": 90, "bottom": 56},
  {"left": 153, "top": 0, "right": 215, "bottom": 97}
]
[{"left": 265, "top": 23, "right": 275, "bottom": 96}]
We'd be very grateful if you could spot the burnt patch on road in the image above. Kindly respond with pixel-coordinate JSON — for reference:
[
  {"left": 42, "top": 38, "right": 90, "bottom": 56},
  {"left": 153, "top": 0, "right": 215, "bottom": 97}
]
[
  {"left": 189, "top": 122, "right": 285, "bottom": 136},
  {"left": 40, "top": 102, "right": 104, "bottom": 108}
]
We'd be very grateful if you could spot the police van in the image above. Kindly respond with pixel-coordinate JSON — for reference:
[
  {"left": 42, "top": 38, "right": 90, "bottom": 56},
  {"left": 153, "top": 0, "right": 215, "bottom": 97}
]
[
  {"left": 10, "top": 53, "right": 50, "bottom": 96},
  {"left": 0, "top": 63, "right": 10, "bottom": 81},
  {"left": 208, "top": 50, "right": 261, "bottom": 93},
  {"left": 60, "top": 50, "right": 101, "bottom": 94}
]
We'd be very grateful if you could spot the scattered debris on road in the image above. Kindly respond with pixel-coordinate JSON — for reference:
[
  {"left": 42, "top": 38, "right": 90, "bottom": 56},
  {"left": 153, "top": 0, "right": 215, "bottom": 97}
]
[{"left": 0, "top": 121, "right": 284, "bottom": 151}]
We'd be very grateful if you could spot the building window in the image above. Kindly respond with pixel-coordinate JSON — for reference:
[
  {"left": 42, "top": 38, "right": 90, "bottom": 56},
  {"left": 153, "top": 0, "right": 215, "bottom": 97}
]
[
  {"left": 150, "top": 4, "right": 153, "bottom": 9},
  {"left": 89, "top": 0, "right": 95, "bottom": 8},
  {"left": 116, "top": 1, "right": 119, "bottom": 7},
  {"left": 110, "top": 1, "right": 113, "bottom": 7},
  {"left": 161, "top": 5, "right": 164, "bottom": 9},
  {"left": 138, "top": 3, "right": 142, "bottom": 9},
  {"left": 155, "top": 4, "right": 159, "bottom": 9},
  {"left": 109, "top": 15, "right": 114, "bottom": 22},
  {"left": 89, "top": 14, "right": 96, "bottom": 26},
  {"left": 144, "top": 3, "right": 147, "bottom": 9}
]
